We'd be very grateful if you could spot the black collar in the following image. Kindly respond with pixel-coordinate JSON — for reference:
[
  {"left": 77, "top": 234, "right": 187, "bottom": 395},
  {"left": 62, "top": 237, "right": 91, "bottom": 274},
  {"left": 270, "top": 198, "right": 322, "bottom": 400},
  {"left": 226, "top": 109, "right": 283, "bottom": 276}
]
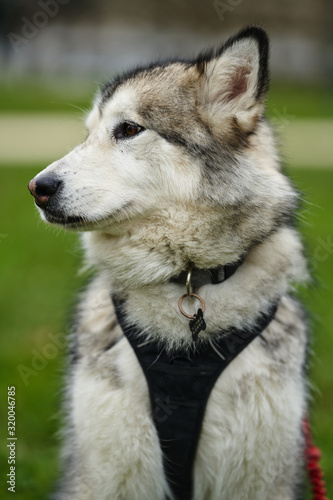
[{"left": 170, "top": 259, "right": 244, "bottom": 289}]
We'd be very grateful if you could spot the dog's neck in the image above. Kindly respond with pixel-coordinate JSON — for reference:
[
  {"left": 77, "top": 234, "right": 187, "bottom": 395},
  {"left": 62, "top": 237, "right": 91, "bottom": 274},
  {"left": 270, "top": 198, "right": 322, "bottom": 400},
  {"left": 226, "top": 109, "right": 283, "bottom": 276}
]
[
  {"left": 104, "top": 226, "right": 308, "bottom": 351},
  {"left": 170, "top": 261, "right": 243, "bottom": 290}
]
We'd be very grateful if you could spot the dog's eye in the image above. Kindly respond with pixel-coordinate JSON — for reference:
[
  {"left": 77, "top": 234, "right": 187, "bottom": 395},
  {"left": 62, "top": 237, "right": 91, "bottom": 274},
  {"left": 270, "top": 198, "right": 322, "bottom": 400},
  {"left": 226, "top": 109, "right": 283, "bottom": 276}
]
[
  {"left": 114, "top": 122, "right": 144, "bottom": 140},
  {"left": 124, "top": 123, "right": 141, "bottom": 136}
]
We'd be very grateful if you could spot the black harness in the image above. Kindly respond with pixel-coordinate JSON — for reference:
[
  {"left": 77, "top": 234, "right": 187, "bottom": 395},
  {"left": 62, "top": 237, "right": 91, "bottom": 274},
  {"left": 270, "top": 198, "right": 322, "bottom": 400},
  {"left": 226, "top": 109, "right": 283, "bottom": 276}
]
[{"left": 113, "top": 267, "right": 277, "bottom": 500}]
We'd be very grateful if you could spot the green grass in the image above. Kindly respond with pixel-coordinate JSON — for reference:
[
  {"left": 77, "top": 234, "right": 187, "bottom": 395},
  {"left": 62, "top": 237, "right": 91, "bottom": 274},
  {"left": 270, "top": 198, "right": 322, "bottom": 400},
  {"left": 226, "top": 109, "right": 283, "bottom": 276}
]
[
  {"left": 0, "top": 166, "right": 332, "bottom": 499},
  {"left": 1, "top": 77, "right": 333, "bottom": 118},
  {"left": 0, "top": 78, "right": 97, "bottom": 114},
  {"left": 267, "top": 82, "right": 333, "bottom": 120},
  {"left": 0, "top": 167, "right": 84, "bottom": 498},
  {"left": 288, "top": 168, "right": 333, "bottom": 494}
]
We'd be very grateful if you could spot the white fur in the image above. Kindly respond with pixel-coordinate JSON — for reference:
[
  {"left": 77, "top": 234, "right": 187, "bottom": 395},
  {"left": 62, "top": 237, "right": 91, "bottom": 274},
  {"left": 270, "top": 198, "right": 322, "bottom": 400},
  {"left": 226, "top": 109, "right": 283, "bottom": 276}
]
[
  {"left": 61, "top": 289, "right": 306, "bottom": 500},
  {"left": 30, "top": 28, "right": 309, "bottom": 500}
]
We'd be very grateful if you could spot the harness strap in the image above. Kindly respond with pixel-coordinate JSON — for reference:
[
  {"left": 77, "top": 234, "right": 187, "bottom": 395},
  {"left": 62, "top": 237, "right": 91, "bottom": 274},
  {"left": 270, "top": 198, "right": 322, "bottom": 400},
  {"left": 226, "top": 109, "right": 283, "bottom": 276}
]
[{"left": 113, "top": 299, "right": 277, "bottom": 500}]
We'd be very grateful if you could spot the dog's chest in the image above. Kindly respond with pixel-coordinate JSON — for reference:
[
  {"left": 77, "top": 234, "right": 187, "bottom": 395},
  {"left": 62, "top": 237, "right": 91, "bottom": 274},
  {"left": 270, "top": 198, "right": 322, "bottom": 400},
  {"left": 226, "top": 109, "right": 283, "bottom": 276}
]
[{"left": 71, "top": 333, "right": 303, "bottom": 500}]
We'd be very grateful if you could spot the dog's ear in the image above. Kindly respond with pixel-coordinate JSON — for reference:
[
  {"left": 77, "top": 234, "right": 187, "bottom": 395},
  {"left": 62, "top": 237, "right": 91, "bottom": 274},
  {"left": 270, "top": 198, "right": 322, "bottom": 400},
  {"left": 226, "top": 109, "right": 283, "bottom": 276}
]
[{"left": 197, "top": 26, "right": 269, "bottom": 134}]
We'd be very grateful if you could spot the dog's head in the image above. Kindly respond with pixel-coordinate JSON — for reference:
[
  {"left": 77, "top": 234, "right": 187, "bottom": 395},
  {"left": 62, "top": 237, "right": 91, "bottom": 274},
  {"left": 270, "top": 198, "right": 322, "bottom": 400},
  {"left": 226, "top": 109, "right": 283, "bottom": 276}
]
[{"left": 29, "top": 26, "right": 297, "bottom": 285}]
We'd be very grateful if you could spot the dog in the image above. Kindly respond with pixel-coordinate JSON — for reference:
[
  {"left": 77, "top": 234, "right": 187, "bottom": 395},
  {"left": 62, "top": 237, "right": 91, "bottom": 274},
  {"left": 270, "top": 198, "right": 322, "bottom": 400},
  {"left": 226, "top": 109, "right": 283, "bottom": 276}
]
[{"left": 29, "top": 26, "right": 309, "bottom": 500}]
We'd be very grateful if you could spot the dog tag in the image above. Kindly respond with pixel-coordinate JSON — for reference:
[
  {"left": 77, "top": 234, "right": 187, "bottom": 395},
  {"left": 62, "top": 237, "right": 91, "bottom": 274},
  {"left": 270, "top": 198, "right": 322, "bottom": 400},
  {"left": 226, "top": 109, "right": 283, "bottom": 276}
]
[
  {"left": 189, "top": 308, "right": 206, "bottom": 341},
  {"left": 178, "top": 292, "right": 206, "bottom": 342}
]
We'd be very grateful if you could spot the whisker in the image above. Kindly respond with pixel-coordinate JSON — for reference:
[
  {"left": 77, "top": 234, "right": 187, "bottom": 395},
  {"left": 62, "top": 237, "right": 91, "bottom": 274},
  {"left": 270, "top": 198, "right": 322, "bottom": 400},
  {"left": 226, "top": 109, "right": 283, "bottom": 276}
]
[{"left": 209, "top": 339, "right": 226, "bottom": 361}]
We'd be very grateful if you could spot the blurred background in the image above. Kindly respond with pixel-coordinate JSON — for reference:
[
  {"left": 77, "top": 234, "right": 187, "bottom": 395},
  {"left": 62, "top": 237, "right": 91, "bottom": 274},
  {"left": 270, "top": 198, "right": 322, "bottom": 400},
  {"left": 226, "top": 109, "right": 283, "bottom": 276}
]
[{"left": 0, "top": 0, "right": 332, "bottom": 498}]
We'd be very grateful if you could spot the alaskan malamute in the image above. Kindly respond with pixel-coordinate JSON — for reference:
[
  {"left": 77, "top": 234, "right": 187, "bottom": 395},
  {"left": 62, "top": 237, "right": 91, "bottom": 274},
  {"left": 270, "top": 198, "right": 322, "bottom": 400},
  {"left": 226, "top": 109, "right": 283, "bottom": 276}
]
[{"left": 29, "top": 26, "right": 309, "bottom": 500}]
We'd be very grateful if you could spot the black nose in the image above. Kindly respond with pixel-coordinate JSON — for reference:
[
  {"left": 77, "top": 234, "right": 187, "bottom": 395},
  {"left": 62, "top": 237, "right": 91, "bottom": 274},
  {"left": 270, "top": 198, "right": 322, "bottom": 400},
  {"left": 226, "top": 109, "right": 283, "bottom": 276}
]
[{"left": 28, "top": 175, "right": 62, "bottom": 207}]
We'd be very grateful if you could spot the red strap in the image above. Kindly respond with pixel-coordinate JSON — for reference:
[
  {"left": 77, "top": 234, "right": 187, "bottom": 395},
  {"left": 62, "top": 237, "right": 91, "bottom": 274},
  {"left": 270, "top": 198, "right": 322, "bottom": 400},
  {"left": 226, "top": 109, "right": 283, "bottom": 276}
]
[{"left": 303, "top": 417, "right": 329, "bottom": 500}]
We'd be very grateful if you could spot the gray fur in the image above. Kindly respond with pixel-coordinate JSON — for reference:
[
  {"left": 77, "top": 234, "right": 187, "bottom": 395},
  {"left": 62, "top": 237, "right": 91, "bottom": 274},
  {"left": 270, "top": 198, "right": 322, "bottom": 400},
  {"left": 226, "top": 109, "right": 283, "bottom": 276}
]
[{"left": 29, "top": 26, "right": 310, "bottom": 500}]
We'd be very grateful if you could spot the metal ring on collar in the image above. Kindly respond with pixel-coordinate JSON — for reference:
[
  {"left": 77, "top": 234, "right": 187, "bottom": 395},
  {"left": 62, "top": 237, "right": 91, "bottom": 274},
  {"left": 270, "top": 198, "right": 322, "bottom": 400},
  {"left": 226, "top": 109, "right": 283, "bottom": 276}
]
[
  {"left": 186, "top": 264, "right": 193, "bottom": 297},
  {"left": 178, "top": 293, "right": 206, "bottom": 319}
]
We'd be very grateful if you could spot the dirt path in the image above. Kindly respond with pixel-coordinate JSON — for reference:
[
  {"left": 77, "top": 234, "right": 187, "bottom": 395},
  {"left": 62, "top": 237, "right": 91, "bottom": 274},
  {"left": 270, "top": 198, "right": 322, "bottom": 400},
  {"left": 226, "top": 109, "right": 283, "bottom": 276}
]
[
  {"left": 0, "top": 114, "right": 86, "bottom": 166},
  {"left": 0, "top": 114, "right": 332, "bottom": 168}
]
